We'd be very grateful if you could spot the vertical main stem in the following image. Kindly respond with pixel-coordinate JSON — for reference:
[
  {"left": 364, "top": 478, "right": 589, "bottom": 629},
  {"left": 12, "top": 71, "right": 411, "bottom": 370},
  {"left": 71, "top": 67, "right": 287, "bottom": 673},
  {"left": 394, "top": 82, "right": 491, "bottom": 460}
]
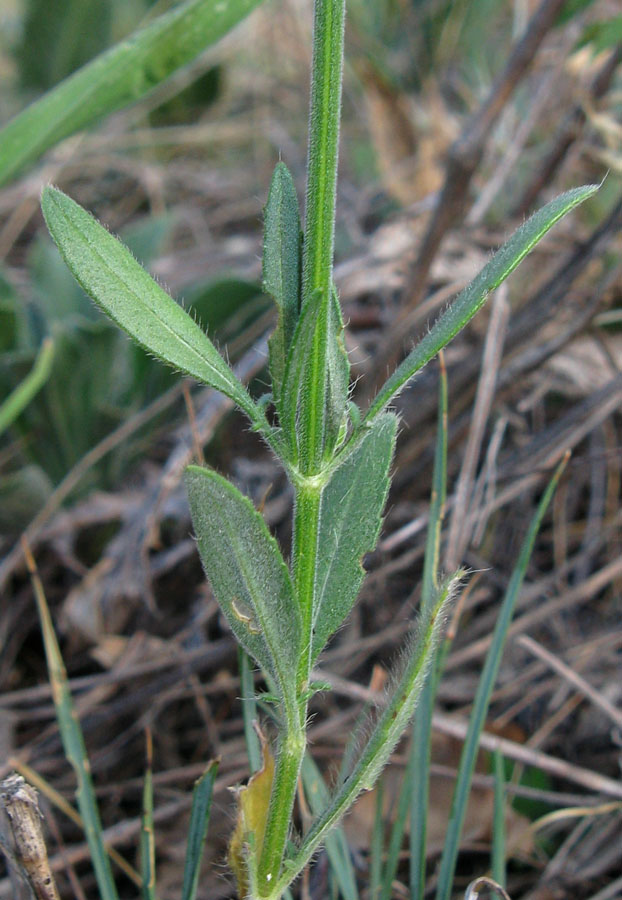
[
  {"left": 292, "top": 485, "right": 322, "bottom": 682},
  {"left": 256, "top": 485, "right": 321, "bottom": 897},
  {"left": 301, "top": 0, "right": 346, "bottom": 308},
  {"left": 257, "top": 1, "right": 346, "bottom": 895}
]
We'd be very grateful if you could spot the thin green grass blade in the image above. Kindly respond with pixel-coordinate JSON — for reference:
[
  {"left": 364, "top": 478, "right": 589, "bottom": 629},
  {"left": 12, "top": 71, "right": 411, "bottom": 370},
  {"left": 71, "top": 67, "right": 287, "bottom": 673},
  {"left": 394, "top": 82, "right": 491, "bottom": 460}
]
[
  {"left": 0, "top": 338, "right": 54, "bottom": 435},
  {"left": 23, "top": 541, "right": 120, "bottom": 900},
  {"left": 492, "top": 749, "right": 507, "bottom": 888},
  {"left": 434, "top": 453, "right": 570, "bottom": 900},
  {"left": 140, "top": 732, "right": 156, "bottom": 900},
  {"left": 181, "top": 760, "right": 219, "bottom": 900},
  {"left": 0, "top": 0, "right": 264, "bottom": 187},
  {"left": 379, "top": 364, "right": 448, "bottom": 900},
  {"left": 239, "top": 648, "right": 262, "bottom": 774},
  {"left": 300, "top": 755, "right": 359, "bottom": 900},
  {"left": 370, "top": 780, "right": 385, "bottom": 900},
  {"left": 410, "top": 356, "right": 448, "bottom": 900},
  {"left": 41, "top": 187, "right": 263, "bottom": 427},
  {"left": 379, "top": 739, "right": 417, "bottom": 900},
  {"left": 365, "top": 185, "right": 598, "bottom": 423}
]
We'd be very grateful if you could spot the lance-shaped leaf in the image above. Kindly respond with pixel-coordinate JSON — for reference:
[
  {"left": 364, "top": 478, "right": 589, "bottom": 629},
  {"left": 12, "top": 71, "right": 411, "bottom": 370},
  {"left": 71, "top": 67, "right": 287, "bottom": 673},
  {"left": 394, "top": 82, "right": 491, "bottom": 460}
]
[
  {"left": 272, "top": 572, "right": 461, "bottom": 895},
  {"left": 311, "top": 413, "right": 397, "bottom": 662},
  {"left": 41, "top": 187, "right": 261, "bottom": 425},
  {"left": 280, "top": 285, "right": 349, "bottom": 473},
  {"left": 366, "top": 184, "right": 599, "bottom": 422},
  {"left": 0, "top": 0, "right": 264, "bottom": 187},
  {"left": 263, "top": 162, "right": 302, "bottom": 405},
  {"left": 185, "top": 466, "right": 300, "bottom": 712}
]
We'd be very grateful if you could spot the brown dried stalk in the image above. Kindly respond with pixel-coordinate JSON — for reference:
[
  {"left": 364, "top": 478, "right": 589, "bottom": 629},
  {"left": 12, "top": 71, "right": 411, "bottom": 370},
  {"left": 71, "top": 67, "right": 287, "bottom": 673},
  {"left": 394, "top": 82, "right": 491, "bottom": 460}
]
[{"left": 0, "top": 774, "right": 60, "bottom": 900}]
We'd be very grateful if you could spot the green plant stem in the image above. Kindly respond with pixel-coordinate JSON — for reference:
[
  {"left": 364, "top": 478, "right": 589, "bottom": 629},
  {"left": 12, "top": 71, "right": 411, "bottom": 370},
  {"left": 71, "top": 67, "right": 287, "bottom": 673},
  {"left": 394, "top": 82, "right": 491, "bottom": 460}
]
[
  {"left": 293, "top": 484, "right": 322, "bottom": 680},
  {"left": 256, "top": 724, "right": 306, "bottom": 896},
  {"left": 256, "top": 483, "right": 321, "bottom": 895},
  {"left": 301, "top": 0, "right": 346, "bottom": 307}
]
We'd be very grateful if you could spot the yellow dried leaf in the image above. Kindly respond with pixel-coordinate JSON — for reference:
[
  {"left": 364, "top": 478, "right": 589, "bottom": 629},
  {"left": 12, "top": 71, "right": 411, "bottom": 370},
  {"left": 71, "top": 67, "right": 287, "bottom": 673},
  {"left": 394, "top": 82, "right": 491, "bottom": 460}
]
[{"left": 228, "top": 740, "right": 275, "bottom": 898}]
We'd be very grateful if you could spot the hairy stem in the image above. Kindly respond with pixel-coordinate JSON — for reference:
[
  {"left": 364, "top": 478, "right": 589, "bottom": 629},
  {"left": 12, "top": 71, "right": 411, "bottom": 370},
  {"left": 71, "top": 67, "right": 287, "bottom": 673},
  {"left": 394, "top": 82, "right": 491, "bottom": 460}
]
[
  {"left": 256, "top": 483, "right": 321, "bottom": 895},
  {"left": 301, "top": 0, "right": 346, "bottom": 307}
]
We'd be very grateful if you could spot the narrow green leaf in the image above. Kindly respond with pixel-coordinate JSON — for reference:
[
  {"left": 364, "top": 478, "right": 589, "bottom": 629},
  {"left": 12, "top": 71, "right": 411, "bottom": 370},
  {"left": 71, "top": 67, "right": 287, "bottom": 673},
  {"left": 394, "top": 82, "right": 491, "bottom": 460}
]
[
  {"left": 380, "top": 735, "right": 417, "bottom": 900},
  {"left": 366, "top": 184, "right": 599, "bottom": 422},
  {"left": 185, "top": 466, "right": 300, "bottom": 715},
  {"left": 0, "top": 0, "right": 264, "bottom": 187},
  {"left": 26, "top": 546, "right": 119, "bottom": 900},
  {"left": 263, "top": 162, "right": 302, "bottom": 404},
  {"left": 140, "top": 736, "right": 156, "bottom": 900},
  {"left": 181, "top": 760, "right": 219, "bottom": 900},
  {"left": 311, "top": 413, "right": 397, "bottom": 662},
  {"left": 280, "top": 285, "right": 349, "bottom": 473},
  {"left": 578, "top": 17, "right": 622, "bottom": 53},
  {"left": 370, "top": 780, "right": 385, "bottom": 900},
  {"left": 410, "top": 358, "right": 448, "bottom": 900},
  {"left": 300, "top": 755, "right": 359, "bottom": 900},
  {"left": 41, "top": 187, "right": 261, "bottom": 425},
  {"left": 492, "top": 749, "right": 507, "bottom": 889},
  {"left": 0, "top": 337, "right": 54, "bottom": 436},
  {"left": 434, "top": 454, "right": 570, "bottom": 900}
]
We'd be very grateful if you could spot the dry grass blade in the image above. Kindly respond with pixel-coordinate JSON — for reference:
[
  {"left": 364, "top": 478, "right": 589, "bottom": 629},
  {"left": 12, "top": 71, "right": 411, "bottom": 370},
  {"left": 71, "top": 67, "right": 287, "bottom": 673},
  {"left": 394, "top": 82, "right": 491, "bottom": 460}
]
[
  {"left": 140, "top": 730, "right": 156, "bottom": 900},
  {"left": 516, "top": 635, "right": 622, "bottom": 731},
  {"left": 5, "top": 761, "right": 141, "bottom": 889},
  {"left": 21, "top": 538, "right": 120, "bottom": 900}
]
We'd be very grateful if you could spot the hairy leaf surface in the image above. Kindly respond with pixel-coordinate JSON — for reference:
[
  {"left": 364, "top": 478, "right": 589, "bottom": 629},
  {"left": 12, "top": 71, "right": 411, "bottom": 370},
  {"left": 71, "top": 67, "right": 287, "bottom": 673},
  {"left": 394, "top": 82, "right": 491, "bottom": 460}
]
[
  {"left": 367, "top": 184, "right": 599, "bottom": 421},
  {"left": 311, "top": 413, "right": 397, "bottom": 662},
  {"left": 263, "top": 162, "right": 302, "bottom": 405},
  {"left": 42, "top": 187, "right": 259, "bottom": 423},
  {"left": 185, "top": 466, "right": 300, "bottom": 710}
]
